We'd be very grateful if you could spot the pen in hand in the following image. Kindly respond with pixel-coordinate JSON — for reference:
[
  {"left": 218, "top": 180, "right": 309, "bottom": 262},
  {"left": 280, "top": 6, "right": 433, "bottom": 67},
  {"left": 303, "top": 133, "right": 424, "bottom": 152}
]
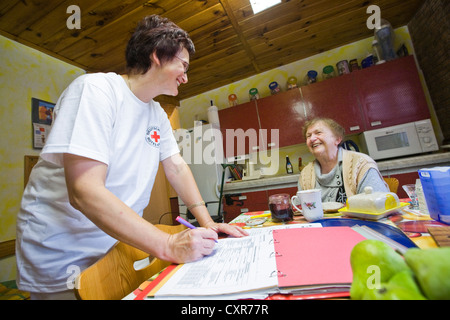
[{"left": 176, "top": 216, "right": 218, "bottom": 243}]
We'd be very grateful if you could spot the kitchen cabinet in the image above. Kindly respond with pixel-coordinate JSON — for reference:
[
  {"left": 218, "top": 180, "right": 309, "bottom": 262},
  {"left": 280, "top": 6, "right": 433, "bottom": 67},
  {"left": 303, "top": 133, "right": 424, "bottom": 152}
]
[
  {"left": 353, "top": 55, "right": 430, "bottom": 130},
  {"left": 267, "top": 187, "right": 298, "bottom": 197},
  {"left": 257, "top": 88, "right": 306, "bottom": 149},
  {"left": 218, "top": 55, "right": 430, "bottom": 155},
  {"left": 301, "top": 73, "right": 365, "bottom": 134},
  {"left": 222, "top": 190, "right": 268, "bottom": 223},
  {"left": 218, "top": 100, "right": 260, "bottom": 158}
]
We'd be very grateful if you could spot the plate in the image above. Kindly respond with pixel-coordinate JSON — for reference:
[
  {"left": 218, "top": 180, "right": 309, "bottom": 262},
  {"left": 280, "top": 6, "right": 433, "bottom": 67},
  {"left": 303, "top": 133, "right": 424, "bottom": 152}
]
[
  {"left": 338, "top": 202, "right": 409, "bottom": 220},
  {"left": 314, "top": 218, "right": 417, "bottom": 248},
  {"left": 245, "top": 217, "right": 267, "bottom": 226},
  {"left": 322, "top": 202, "right": 345, "bottom": 213}
]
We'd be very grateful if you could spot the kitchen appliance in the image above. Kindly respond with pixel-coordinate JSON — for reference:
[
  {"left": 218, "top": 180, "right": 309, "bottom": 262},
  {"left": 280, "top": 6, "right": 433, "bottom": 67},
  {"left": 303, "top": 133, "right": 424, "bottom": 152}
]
[
  {"left": 173, "top": 124, "right": 224, "bottom": 225},
  {"left": 359, "top": 119, "right": 438, "bottom": 160}
]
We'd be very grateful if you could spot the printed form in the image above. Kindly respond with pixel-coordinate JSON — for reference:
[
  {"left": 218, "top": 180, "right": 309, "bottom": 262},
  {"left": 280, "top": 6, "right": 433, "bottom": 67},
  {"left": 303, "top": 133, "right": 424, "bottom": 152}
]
[{"left": 155, "top": 232, "right": 277, "bottom": 298}]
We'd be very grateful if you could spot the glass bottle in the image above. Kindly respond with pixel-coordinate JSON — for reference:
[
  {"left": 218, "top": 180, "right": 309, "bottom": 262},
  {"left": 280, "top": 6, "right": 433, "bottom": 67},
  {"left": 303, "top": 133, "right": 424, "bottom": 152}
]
[{"left": 286, "top": 156, "right": 293, "bottom": 174}]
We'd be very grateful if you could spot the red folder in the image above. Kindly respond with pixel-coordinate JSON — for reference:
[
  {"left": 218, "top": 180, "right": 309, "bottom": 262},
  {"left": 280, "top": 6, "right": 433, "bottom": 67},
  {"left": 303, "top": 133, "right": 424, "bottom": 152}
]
[{"left": 273, "top": 226, "right": 366, "bottom": 292}]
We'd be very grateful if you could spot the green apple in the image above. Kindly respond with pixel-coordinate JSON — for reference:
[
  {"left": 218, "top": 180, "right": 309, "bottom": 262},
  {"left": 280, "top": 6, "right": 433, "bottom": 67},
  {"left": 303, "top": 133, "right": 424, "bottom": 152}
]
[
  {"left": 404, "top": 247, "right": 450, "bottom": 300},
  {"left": 361, "top": 270, "right": 426, "bottom": 300},
  {"left": 350, "top": 240, "right": 410, "bottom": 299}
]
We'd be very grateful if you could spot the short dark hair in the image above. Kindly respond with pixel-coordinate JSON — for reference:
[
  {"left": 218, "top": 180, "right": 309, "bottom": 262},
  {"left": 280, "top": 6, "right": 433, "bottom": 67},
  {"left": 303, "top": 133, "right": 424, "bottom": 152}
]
[{"left": 125, "top": 15, "right": 195, "bottom": 74}]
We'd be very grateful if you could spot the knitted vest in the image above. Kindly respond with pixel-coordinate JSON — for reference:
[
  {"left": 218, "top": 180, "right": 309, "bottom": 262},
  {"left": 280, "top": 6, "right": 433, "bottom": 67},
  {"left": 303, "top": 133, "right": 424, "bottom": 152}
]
[{"left": 299, "top": 149, "right": 381, "bottom": 198}]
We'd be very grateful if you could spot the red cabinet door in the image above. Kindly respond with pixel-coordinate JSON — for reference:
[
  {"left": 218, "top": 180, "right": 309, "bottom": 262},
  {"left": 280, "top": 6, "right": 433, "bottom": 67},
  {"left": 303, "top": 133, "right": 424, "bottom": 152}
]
[
  {"left": 257, "top": 89, "right": 306, "bottom": 149},
  {"left": 353, "top": 55, "right": 430, "bottom": 129},
  {"left": 267, "top": 187, "right": 298, "bottom": 197},
  {"left": 218, "top": 101, "right": 260, "bottom": 158},
  {"left": 301, "top": 73, "right": 365, "bottom": 134}
]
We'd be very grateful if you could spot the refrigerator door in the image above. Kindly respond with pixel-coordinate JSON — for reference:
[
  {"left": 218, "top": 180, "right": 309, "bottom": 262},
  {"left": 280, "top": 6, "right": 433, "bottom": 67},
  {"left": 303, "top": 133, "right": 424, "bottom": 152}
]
[{"left": 174, "top": 125, "right": 223, "bottom": 223}]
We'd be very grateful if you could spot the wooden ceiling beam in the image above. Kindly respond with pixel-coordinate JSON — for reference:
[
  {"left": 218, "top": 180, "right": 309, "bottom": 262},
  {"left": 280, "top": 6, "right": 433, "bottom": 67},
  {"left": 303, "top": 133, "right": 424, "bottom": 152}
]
[{"left": 219, "top": 0, "right": 260, "bottom": 73}]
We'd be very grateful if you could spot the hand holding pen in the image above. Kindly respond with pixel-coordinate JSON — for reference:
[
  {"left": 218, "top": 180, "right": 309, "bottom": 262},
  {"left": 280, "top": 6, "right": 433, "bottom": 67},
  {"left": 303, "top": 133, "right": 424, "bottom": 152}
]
[
  {"left": 176, "top": 216, "right": 218, "bottom": 242},
  {"left": 163, "top": 216, "right": 218, "bottom": 263}
]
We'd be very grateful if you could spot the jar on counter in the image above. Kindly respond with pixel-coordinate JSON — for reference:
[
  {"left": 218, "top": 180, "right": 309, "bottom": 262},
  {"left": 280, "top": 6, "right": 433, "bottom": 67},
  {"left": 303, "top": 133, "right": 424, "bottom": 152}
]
[
  {"left": 228, "top": 93, "right": 238, "bottom": 106},
  {"left": 269, "top": 81, "right": 281, "bottom": 95},
  {"left": 361, "top": 55, "right": 374, "bottom": 68},
  {"left": 322, "top": 65, "right": 336, "bottom": 80},
  {"left": 249, "top": 88, "right": 259, "bottom": 100},
  {"left": 286, "top": 76, "right": 298, "bottom": 90},
  {"left": 304, "top": 70, "right": 318, "bottom": 85},
  {"left": 336, "top": 60, "right": 350, "bottom": 75},
  {"left": 349, "top": 59, "right": 359, "bottom": 72}
]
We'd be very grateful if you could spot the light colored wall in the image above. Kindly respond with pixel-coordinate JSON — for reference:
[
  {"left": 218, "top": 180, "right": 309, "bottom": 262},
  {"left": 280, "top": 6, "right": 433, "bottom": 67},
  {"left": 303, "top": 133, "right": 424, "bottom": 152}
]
[{"left": 0, "top": 35, "right": 85, "bottom": 281}]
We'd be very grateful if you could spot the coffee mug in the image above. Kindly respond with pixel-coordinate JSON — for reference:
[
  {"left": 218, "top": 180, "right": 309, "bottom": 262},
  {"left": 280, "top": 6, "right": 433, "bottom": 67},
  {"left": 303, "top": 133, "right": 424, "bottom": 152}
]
[{"left": 291, "top": 189, "right": 323, "bottom": 222}]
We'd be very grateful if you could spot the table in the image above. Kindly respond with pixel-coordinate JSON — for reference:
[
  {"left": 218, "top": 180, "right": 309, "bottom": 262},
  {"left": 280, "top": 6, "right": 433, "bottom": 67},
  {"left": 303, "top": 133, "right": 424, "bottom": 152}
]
[
  {"left": 229, "top": 207, "right": 446, "bottom": 249},
  {"left": 126, "top": 206, "right": 447, "bottom": 300}
]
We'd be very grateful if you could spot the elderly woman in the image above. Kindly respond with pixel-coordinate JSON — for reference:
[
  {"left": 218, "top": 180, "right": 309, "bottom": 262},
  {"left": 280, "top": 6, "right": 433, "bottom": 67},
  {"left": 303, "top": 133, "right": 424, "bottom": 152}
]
[{"left": 298, "top": 117, "right": 388, "bottom": 203}]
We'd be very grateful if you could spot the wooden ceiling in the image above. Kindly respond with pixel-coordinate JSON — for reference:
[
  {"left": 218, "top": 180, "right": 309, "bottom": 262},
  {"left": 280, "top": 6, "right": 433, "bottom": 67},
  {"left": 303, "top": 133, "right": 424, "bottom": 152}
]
[{"left": 0, "top": 0, "right": 425, "bottom": 102}]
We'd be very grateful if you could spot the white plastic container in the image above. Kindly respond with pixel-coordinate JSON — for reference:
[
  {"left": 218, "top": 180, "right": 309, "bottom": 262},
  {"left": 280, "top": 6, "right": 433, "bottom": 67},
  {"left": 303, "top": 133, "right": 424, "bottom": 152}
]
[{"left": 207, "top": 100, "right": 220, "bottom": 125}]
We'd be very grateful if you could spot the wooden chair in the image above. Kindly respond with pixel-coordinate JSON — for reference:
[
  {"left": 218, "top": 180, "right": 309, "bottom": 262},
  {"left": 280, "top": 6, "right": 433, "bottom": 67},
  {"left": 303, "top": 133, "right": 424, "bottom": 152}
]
[
  {"left": 75, "top": 224, "right": 186, "bottom": 300},
  {"left": 384, "top": 177, "right": 399, "bottom": 194}
]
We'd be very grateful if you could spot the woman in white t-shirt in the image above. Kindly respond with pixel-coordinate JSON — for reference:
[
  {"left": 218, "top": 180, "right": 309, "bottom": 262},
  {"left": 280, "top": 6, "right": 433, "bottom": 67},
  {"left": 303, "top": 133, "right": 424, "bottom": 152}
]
[{"left": 16, "top": 15, "right": 247, "bottom": 300}]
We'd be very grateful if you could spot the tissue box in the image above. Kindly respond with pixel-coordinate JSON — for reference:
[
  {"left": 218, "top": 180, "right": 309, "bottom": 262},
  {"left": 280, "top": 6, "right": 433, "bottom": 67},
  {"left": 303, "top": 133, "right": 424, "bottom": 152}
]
[{"left": 418, "top": 167, "right": 450, "bottom": 225}]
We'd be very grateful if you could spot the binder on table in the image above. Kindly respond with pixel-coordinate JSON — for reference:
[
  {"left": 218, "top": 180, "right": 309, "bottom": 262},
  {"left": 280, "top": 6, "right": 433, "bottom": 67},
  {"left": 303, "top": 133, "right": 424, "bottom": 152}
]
[
  {"left": 134, "top": 226, "right": 366, "bottom": 300},
  {"left": 273, "top": 226, "right": 366, "bottom": 295}
]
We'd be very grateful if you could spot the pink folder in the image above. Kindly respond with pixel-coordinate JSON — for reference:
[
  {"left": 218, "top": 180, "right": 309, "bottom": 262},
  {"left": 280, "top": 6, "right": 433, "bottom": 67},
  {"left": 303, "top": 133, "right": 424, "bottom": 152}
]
[{"left": 273, "top": 227, "right": 366, "bottom": 290}]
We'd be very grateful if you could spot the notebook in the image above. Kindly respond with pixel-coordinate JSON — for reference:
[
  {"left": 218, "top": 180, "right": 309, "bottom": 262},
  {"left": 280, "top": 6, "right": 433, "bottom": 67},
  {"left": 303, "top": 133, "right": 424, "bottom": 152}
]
[{"left": 273, "top": 226, "right": 366, "bottom": 294}]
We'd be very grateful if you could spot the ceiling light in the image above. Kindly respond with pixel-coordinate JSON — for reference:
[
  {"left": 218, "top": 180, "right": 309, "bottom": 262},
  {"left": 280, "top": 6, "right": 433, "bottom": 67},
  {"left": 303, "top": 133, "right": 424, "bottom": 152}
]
[{"left": 250, "top": 0, "right": 281, "bottom": 14}]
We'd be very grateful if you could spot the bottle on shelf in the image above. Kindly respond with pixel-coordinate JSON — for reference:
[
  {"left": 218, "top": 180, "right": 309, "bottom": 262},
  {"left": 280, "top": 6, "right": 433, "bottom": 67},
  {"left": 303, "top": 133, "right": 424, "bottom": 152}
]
[
  {"left": 286, "top": 155, "right": 293, "bottom": 174},
  {"left": 298, "top": 157, "right": 305, "bottom": 172}
]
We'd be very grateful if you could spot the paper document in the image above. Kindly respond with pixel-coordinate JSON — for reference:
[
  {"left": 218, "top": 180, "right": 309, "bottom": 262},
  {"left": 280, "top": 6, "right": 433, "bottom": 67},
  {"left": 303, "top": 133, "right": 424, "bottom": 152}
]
[{"left": 155, "top": 232, "right": 278, "bottom": 298}]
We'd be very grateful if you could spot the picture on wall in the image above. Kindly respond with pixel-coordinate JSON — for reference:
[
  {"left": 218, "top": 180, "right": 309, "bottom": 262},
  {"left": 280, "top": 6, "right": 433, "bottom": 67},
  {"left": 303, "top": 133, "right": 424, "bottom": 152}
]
[{"left": 31, "top": 98, "right": 55, "bottom": 149}]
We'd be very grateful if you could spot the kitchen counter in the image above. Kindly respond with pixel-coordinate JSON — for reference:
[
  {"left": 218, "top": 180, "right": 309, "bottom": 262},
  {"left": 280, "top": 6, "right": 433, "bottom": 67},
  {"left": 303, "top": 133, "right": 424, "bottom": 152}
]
[
  {"left": 223, "top": 152, "right": 450, "bottom": 194},
  {"left": 224, "top": 172, "right": 300, "bottom": 194},
  {"left": 376, "top": 152, "right": 450, "bottom": 175}
]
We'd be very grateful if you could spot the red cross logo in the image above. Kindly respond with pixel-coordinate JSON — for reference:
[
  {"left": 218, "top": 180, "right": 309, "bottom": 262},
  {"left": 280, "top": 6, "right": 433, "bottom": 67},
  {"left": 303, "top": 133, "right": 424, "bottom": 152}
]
[
  {"left": 151, "top": 130, "right": 160, "bottom": 143},
  {"left": 145, "top": 126, "right": 161, "bottom": 147}
]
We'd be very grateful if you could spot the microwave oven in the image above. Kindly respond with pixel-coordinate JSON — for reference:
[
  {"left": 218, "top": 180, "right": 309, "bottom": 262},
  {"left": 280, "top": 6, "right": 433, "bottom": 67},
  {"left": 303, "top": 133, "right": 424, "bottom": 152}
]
[{"left": 360, "top": 119, "right": 438, "bottom": 160}]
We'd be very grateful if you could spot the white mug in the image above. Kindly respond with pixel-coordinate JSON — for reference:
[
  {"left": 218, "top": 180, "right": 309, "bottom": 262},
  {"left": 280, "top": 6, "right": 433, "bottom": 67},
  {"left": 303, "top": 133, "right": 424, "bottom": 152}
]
[{"left": 291, "top": 189, "right": 323, "bottom": 222}]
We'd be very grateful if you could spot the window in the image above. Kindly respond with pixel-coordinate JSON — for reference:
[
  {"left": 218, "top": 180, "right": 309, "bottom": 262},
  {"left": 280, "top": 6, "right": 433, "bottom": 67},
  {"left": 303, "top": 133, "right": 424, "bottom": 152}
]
[{"left": 250, "top": 0, "right": 282, "bottom": 14}]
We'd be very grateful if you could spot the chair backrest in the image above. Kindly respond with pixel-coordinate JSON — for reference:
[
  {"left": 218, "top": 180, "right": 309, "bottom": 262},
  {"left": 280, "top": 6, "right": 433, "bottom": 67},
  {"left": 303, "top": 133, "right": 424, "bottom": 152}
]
[
  {"left": 384, "top": 177, "right": 399, "bottom": 194},
  {"left": 75, "top": 224, "right": 186, "bottom": 300}
]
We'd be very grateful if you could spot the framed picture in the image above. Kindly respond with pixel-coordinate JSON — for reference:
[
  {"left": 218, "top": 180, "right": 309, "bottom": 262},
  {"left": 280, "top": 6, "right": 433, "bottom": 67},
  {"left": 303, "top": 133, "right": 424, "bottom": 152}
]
[{"left": 31, "top": 98, "right": 55, "bottom": 149}]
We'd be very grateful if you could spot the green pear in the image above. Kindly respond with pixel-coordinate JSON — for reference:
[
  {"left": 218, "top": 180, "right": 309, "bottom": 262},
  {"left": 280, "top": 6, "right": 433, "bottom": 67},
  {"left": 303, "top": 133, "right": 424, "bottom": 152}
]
[
  {"left": 350, "top": 240, "right": 410, "bottom": 300},
  {"left": 404, "top": 247, "right": 450, "bottom": 300},
  {"left": 361, "top": 270, "right": 426, "bottom": 300}
]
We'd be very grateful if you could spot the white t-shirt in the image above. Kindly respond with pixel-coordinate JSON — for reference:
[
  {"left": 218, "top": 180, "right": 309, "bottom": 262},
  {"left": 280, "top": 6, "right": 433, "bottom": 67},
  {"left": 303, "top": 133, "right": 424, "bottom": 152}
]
[{"left": 16, "top": 73, "right": 179, "bottom": 292}]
